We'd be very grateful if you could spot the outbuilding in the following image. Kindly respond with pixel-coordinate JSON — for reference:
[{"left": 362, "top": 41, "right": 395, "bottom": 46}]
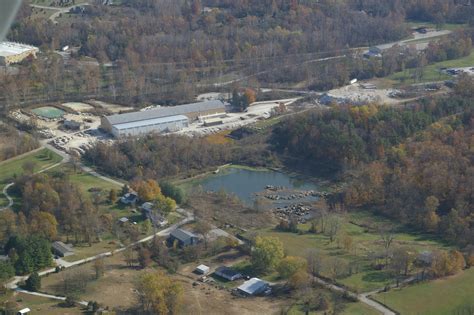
[
  {"left": 237, "top": 278, "right": 269, "bottom": 296},
  {"left": 195, "top": 264, "right": 210, "bottom": 275},
  {"left": 17, "top": 308, "right": 31, "bottom": 315},
  {"left": 214, "top": 266, "right": 242, "bottom": 281},
  {"left": 52, "top": 241, "right": 74, "bottom": 257},
  {"left": 167, "top": 228, "right": 199, "bottom": 247}
]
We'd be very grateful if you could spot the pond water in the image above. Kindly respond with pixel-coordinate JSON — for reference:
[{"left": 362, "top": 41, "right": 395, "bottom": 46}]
[
  {"left": 31, "top": 106, "right": 65, "bottom": 119},
  {"left": 191, "top": 167, "right": 319, "bottom": 204}
]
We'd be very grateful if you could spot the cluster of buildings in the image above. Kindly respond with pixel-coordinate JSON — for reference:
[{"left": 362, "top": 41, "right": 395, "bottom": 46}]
[
  {"left": 194, "top": 263, "right": 270, "bottom": 296},
  {"left": 0, "top": 41, "right": 38, "bottom": 66},
  {"left": 168, "top": 228, "right": 271, "bottom": 297},
  {"left": 119, "top": 192, "right": 168, "bottom": 227},
  {"left": 100, "top": 100, "right": 227, "bottom": 138}
]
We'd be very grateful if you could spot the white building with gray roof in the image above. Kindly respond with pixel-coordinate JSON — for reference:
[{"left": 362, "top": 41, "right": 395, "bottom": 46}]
[{"left": 101, "top": 100, "right": 226, "bottom": 138}]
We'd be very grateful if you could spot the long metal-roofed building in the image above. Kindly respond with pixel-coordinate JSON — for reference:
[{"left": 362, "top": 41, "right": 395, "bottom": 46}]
[
  {"left": 0, "top": 41, "right": 39, "bottom": 66},
  {"left": 101, "top": 100, "right": 226, "bottom": 138}
]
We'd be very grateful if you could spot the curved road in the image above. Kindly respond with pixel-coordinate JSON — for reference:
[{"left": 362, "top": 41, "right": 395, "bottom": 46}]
[
  {"left": 30, "top": 3, "right": 90, "bottom": 24},
  {"left": 0, "top": 183, "right": 14, "bottom": 211}
]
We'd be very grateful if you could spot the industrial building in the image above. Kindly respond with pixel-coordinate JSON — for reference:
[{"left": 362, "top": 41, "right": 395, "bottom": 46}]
[
  {"left": 111, "top": 114, "right": 189, "bottom": 137},
  {"left": 101, "top": 100, "right": 226, "bottom": 137},
  {"left": 0, "top": 41, "right": 39, "bottom": 66}
]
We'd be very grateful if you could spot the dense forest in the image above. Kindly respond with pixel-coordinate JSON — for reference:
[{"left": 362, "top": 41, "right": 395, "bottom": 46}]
[
  {"left": 1, "top": 0, "right": 473, "bottom": 108},
  {"left": 271, "top": 76, "right": 474, "bottom": 247},
  {"left": 346, "top": 108, "right": 474, "bottom": 247},
  {"left": 83, "top": 133, "right": 277, "bottom": 180},
  {"left": 271, "top": 81, "right": 473, "bottom": 173}
]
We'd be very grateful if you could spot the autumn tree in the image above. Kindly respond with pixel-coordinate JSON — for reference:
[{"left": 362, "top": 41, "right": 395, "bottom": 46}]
[
  {"left": 277, "top": 256, "right": 307, "bottom": 279},
  {"left": 133, "top": 179, "right": 162, "bottom": 202},
  {"left": 251, "top": 236, "right": 285, "bottom": 273},
  {"left": 431, "top": 250, "right": 465, "bottom": 278},
  {"left": 194, "top": 220, "right": 212, "bottom": 250},
  {"left": 109, "top": 189, "right": 118, "bottom": 204},
  {"left": 29, "top": 211, "right": 58, "bottom": 240},
  {"left": 93, "top": 257, "right": 105, "bottom": 279},
  {"left": 136, "top": 271, "right": 183, "bottom": 314},
  {"left": 325, "top": 214, "right": 343, "bottom": 243},
  {"left": 138, "top": 247, "right": 152, "bottom": 269}
]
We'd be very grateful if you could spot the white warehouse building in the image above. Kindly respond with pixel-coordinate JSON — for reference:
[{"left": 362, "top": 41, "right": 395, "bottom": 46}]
[
  {"left": 101, "top": 100, "right": 226, "bottom": 138},
  {"left": 111, "top": 115, "right": 189, "bottom": 138}
]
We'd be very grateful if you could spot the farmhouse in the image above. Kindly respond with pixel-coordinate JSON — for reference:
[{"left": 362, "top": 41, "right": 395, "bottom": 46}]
[
  {"left": 214, "top": 266, "right": 242, "bottom": 281},
  {"left": 0, "top": 42, "right": 39, "bottom": 66},
  {"left": 140, "top": 202, "right": 168, "bottom": 227},
  {"left": 237, "top": 278, "right": 269, "bottom": 296},
  {"left": 120, "top": 192, "right": 138, "bottom": 205},
  {"left": 168, "top": 228, "right": 199, "bottom": 247},
  {"left": 52, "top": 241, "right": 74, "bottom": 257},
  {"left": 100, "top": 100, "right": 226, "bottom": 137}
]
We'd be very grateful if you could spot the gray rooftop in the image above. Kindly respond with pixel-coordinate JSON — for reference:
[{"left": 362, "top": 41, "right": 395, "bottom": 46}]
[
  {"left": 237, "top": 278, "right": 268, "bottom": 295},
  {"left": 105, "top": 100, "right": 225, "bottom": 126},
  {"left": 0, "top": 41, "right": 38, "bottom": 57},
  {"left": 113, "top": 115, "right": 188, "bottom": 131},
  {"left": 52, "top": 241, "right": 73, "bottom": 255},
  {"left": 170, "top": 228, "right": 197, "bottom": 242}
]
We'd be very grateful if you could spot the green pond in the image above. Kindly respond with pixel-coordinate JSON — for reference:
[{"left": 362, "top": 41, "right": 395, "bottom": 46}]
[
  {"left": 31, "top": 106, "right": 65, "bottom": 119},
  {"left": 186, "top": 167, "right": 319, "bottom": 204}
]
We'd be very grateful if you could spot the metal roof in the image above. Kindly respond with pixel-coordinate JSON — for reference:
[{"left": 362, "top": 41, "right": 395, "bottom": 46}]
[
  {"left": 170, "top": 228, "right": 197, "bottom": 242},
  {"left": 112, "top": 115, "right": 188, "bottom": 131},
  {"left": 237, "top": 278, "right": 268, "bottom": 295},
  {"left": 215, "top": 266, "right": 242, "bottom": 279},
  {"left": 0, "top": 41, "right": 38, "bottom": 57},
  {"left": 52, "top": 241, "right": 73, "bottom": 255},
  {"left": 106, "top": 100, "right": 225, "bottom": 126}
]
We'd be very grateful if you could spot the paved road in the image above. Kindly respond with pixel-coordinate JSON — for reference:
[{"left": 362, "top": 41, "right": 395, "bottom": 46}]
[
  {"left": 30, "top": 3, "right": 90, "bottom": 24},
  {"left": 0, "top": 161, "right": 63, "bottom": 211},
  {"left": 0, "top": 183, "right": 14, "bottom": 211},
  {"left": 310, "top": 274, "right": 397, "bottom": 315},
  {"left": 7, "top": 208, "right": 194, "bottom": 303}
]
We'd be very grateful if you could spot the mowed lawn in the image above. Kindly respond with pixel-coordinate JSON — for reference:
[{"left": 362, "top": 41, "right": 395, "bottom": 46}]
[
  {"left": 388, "top": 51, "right": 474, "bottom": 84},
  {"left": 0, "top": 148, "right": 63, "bottom": 207},
  {"left": 373, "top": 268, "right": 474, "bottom": 315},
  {"left": 52, "top": 164, "right": 122, "bottom": 193},
  {"left": 0, "top": 148, "right": 62, "bottom": 185}
]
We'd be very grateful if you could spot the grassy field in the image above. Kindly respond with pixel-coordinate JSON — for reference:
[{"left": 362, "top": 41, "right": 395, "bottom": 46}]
[
  {"left": 30, "top": 0, "right": 88, "bottom": 6},
  {"left": 341, "top": 302, "right": 381, "bottom": 315},
  {"left": 405, "top": 21, "right": 467, "bottom": 32},
  {"left": 42, "top": 252, "right": 290, "bottom": 314},
  {"left": 0, "top": 148, "right": 62, "bottom": 207},
  {"left": 0, "top": 292, "right": 83, "bottom": 315},
  {"left": 251, "top": 211, "right": 448, "bottom": 292},
  {"left": 373, "top": 268, "right": 474, "bottom": 315},
  {"left": 0, "top": 148, "right": 62, "bottom": 185},
  {"left": 54, "top": 164, "right": 122, "bottom": 193},
  {"left": 388, "top": 51, "right": 474, "bottom": 84}
]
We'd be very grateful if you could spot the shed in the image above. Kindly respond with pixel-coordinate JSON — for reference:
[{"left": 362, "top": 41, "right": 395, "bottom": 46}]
[
  {"left": 167, "top": 228, "right": 199, "bottom": 247},
  {"left": 195, "top": 264, "right": 210, "bottom": 275},
  {"left": 118, "top": 217, "right": 129, "bottom": 224},
  {"left": 237, "top": 278, "right": 269, "bottom": 296},
  {"left": 214, "top": 266, "right": 242, "bottom": 281},
  {"left": 52, "top": 241, "right": 74, "bottom": 257},
  {"left": 63, "top": 120, "right": 81, "bottom": 130},
  {"left": 17, "top": 309, "right": 31, "bottom": 315}
]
